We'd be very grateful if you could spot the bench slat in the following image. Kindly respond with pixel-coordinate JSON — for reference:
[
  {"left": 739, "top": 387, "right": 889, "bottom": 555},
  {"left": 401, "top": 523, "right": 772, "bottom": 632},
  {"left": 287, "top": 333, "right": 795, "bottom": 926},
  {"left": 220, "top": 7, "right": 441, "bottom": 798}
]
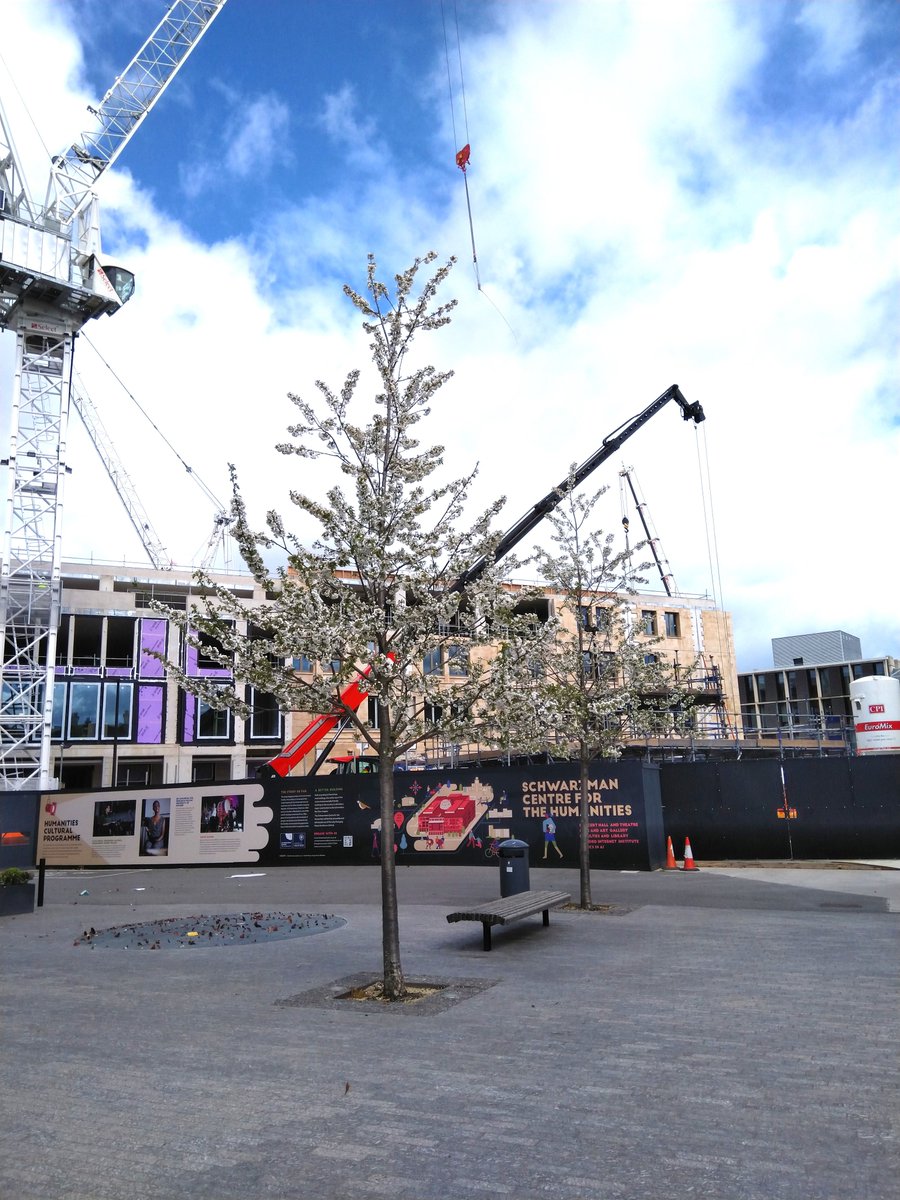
[
  {"left": 447, "top": 890, "right": 570, "bottom": 925},
  {"left": 447, "top": 890, "right": 570, "bottom": 950}
]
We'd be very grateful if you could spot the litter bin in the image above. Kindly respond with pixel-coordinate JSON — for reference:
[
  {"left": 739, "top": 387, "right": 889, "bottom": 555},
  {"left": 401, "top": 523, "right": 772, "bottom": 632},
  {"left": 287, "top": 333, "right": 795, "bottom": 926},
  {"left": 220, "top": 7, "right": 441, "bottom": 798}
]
[{"left": 498, "top": 838, "right": 530, "bottom": 897}]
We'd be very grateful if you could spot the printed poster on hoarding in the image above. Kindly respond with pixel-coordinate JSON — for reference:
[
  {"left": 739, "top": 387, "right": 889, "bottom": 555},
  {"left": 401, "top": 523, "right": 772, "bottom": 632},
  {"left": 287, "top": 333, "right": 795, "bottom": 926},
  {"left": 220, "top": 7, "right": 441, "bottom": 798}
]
[{"left": 37, "top": 783, "right": 273, "bottom": 867}]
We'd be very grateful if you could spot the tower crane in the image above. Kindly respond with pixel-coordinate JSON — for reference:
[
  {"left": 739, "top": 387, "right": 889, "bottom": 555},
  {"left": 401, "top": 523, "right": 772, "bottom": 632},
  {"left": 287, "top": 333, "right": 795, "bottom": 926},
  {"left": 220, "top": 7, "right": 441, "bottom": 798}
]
[
  {"left": 70, "top": 378, "right": 174, "bottom": 571},
  {"left": 618, "top": 465, "right": 677, "bottom": 596},
  {"left": 0, "top": 1, "right": 228, "bottom": 790}
]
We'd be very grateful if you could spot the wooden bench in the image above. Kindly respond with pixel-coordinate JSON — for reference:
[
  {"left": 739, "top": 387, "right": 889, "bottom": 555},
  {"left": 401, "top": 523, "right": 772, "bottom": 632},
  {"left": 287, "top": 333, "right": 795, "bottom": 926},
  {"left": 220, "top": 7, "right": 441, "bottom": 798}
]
[{"left": 446, "top": 889, "right": 571, "bottom": 951}]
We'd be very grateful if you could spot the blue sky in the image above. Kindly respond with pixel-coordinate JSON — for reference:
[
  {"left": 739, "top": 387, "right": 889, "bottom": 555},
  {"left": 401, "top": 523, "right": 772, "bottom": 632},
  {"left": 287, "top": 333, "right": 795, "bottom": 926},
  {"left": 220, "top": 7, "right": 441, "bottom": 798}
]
[{"left": 1, "top": 0, "right": 898, "bottom": 676}]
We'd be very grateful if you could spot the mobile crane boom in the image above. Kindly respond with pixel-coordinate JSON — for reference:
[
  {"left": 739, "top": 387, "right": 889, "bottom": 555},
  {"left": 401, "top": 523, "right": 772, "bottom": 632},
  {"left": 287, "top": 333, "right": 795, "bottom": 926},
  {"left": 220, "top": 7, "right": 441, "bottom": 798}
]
[
  {"left": 265, "top": 384, "right": 705, "bottom": 777},
  {"left": 450, "top": 384, "right": 704, "bottom": 592}
]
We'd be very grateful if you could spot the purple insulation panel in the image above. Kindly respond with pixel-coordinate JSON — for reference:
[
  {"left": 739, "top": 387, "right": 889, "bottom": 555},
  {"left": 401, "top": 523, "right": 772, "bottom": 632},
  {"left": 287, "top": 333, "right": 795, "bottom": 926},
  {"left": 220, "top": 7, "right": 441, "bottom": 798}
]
[
  {"left": 183, "top": 694, "right": 195, "bottom": 743},
  {"left": 137, "top": 686, "right": 164, "bottom": 744},
  {"left": 140, "top": 619, "right": 167, "bottom": 678}
]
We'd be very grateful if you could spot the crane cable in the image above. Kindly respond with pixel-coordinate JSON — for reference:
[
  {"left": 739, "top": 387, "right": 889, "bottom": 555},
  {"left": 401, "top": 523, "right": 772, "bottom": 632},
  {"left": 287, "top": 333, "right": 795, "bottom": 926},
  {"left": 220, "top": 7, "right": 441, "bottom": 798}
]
[
  {"left": 440, "top": 1, "right": 517, "bottom": 341},
  {"left": 693, "top": 421, "right": 726, "bottom": 616},
  {"left": 82, "top": 333, "right": 228, "bottom": 517},
  {"left": 441, "top": 0, "right": 479, "bottom": 288}
]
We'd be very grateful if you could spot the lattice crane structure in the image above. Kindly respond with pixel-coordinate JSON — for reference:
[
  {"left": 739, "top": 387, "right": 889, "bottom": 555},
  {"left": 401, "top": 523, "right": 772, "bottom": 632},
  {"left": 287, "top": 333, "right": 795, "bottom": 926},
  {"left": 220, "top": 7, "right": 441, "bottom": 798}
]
[{"left": 0, "top": 1, "right": 227, "bottom": 789}]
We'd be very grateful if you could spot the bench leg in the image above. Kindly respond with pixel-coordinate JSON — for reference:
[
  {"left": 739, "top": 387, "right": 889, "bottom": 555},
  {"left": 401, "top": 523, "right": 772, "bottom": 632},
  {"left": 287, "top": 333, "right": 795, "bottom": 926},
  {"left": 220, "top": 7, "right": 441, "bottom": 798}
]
[
  {"left": 542, "top": 909, "right": 550, "bottom": 927},
  {"left": 482, "top": 921, "right": 492, "bottom": 951}
]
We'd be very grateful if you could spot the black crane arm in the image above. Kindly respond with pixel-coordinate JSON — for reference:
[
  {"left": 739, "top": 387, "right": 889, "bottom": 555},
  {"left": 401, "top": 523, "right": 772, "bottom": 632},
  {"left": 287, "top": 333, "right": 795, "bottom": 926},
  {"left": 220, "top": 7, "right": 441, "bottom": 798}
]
[{"left": 449, "top": 384, "right": 704, "bottom": 593}]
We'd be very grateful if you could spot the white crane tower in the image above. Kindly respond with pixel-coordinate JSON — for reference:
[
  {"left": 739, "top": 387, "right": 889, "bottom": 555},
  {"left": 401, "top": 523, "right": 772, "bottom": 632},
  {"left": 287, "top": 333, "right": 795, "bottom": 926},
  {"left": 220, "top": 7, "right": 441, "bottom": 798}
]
[{"left": 0, "top": 1, "right": 228, "bottom": 790}]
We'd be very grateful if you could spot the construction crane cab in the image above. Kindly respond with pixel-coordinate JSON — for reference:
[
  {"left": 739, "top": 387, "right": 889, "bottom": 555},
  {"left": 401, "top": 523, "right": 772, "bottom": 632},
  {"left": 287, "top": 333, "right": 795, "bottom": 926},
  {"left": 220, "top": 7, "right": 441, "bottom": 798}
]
[{"left": 326, "top": 755, "right": 381, "bottom": 775}]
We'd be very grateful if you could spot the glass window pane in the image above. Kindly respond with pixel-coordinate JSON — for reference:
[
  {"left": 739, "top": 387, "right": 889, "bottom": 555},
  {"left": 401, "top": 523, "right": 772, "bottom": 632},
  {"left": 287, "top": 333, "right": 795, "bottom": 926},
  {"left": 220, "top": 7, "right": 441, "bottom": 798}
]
[
  {"left": 69, "top": 682, "right": 100, "bottom": 739},
  {"left": 103, "top": 683, "right": 132, "bottom": 738},
  {"left": 423, "top": 647, "right": 442, "bottom": 675},
  {"left": 51, "top": 683, "right": 66, "bottom": 739},
  {"left": 198, "top": 698, "right": 229, "bottom": 739},
  {"left": 447, "top": 645, "right": 468, "bottom": 676},
  {"left": 249, "top": 689, "right": 280, "bottom": 739}
]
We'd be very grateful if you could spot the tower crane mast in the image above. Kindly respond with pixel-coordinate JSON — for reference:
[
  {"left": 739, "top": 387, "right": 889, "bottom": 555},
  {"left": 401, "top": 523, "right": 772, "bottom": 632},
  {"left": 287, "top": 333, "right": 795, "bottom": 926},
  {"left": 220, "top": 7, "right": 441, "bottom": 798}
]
[{"left": 0, "top": 1, "right": 227, "bottom": 790}]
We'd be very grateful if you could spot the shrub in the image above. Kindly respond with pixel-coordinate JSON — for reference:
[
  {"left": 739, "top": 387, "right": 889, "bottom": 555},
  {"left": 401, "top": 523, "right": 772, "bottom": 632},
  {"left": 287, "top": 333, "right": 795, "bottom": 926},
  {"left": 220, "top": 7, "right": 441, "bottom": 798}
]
[{"left": 0, "top": 867, "right": 33, "bottom": 887}]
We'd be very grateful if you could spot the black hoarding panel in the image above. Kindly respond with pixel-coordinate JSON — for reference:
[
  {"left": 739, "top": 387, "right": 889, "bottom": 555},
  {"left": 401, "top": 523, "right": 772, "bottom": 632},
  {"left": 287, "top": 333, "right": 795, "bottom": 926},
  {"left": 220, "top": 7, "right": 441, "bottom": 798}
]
[
  {"left": 261, "top": 761, "right": 665, "bottom": 871},
  {"left": 660, "top": 755, "right": 900, "bottom": 860},
  {"left": 660, "top": 760, "right": 794, "bottom": 859},
  {"left": 784, "top": 756, "right": 900, "bottom": 858}
]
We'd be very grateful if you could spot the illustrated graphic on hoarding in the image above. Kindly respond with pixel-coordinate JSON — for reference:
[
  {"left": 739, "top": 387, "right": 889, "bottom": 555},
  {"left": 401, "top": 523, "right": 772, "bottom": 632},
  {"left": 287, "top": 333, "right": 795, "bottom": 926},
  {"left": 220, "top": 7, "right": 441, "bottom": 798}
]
[
  {"left": 402, "top": 778, "right": 496, "bottom": 852},
  {"left": 542, "top": 812, "right": 564, "bottom": 859}
]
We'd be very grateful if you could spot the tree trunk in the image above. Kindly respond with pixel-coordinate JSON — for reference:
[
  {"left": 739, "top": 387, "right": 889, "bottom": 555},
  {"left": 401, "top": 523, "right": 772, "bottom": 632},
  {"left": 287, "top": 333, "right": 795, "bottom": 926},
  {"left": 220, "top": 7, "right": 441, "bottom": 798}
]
[
  {"left": 379, "top": 739, "right": 405, "bottom": 999},
  {"left": 579, "top": 748, "right": 593, "bottom": 908}
]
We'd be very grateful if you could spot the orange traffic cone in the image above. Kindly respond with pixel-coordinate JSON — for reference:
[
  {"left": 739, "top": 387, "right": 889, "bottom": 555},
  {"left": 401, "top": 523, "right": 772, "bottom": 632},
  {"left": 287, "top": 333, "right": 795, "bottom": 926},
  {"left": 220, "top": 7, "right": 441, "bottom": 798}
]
[
  {"left": 682, "top": 837, "right": 699, "bottom": 871},
  {"left": 664, "top": 836, "right": 677, "bottom": 870}
]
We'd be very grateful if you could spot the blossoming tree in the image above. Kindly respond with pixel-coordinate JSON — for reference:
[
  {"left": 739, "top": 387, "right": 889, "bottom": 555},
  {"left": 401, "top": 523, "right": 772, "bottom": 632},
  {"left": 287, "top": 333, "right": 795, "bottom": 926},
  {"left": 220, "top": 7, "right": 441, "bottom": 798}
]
[
  {"left": 164, "top": 253, "right": 545, "bottom": 999},
  {"left": 530, "top": 478, "right": 694, "bottom": 907}
]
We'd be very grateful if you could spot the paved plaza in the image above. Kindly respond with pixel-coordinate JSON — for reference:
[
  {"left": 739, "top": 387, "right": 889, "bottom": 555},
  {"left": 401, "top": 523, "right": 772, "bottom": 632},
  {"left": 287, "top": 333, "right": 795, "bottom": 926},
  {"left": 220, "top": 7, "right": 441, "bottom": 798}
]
[{"left": 1, "top": 862, "right": 898, "bottom": 1199}]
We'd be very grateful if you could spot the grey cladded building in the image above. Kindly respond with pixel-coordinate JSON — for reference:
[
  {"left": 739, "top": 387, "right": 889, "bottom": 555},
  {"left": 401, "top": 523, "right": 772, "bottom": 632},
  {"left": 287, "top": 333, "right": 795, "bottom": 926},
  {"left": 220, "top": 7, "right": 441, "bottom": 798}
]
[{"left": 738, "top": 631, "right": 897, "bottom": 744}]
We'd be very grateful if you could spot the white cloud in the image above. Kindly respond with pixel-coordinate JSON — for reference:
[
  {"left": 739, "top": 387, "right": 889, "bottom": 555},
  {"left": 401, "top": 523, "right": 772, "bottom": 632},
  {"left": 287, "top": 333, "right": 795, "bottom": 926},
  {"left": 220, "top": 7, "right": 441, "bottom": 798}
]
[{"left": 1, "top": 0, "right": 897, "bottom": 678}]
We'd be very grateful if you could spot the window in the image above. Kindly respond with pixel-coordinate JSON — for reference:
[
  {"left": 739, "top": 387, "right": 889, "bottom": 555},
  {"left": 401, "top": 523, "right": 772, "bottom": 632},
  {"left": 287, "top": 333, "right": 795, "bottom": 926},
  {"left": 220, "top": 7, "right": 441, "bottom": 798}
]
[
  {"left": 292, "top": 654, "right": 313, "bottom": 673},
  {"left": 447, "top": 645, "right": 468, "bottom": 677},
  {"left": 249, "top": 688, "right": 281, "bottom": 739},
  {"left": 197, "top": 697, "right": 230, "bottom": 740},
  {"left": 663, "top": 612, "right": 679, "bottom": 637},
  {"left": 55, "top": 615, "right": 71, "bottom": 665},
  {"left": 424, "top": 701, "right": 443, "bottom": 724},
  {"left": 106, "top": 617, "right": 136, "bottom": 669},
  {"left": 192, "top": 758, "right": 230, "bottom": 783},
  {"left": 72, "top": 616, "right": 102, "bottom": 668},
  {"left": 102, "top": 682, "right": 132, "bottom": 739},
  {"left": 117, "top": 760, "right": 163, "bottom": 788},
  {"left": 51, "top": 683, "right": 66, "bottom": 739},
  {"left": 423, "top": 647, "right": 442, "bottom": 676},
  {"left": 644, "top": 654, "right": 658, "bottom": 665},
  {"left": 195, "top": 628, "right": 231, "bottom": 670},
  {"left": 641, "top": 610, "right": 657, "bottom": 636},
  {"left": 367, "top": 696, "right": 381, "bottom": 729},
  {"left": 579, "top": 605, "right": 592, "bottom": 629},
  {"left": 594, "top": 607, "right": 611, "bottom": 632},
  {"left": 69, "top": 682, "right": 100, "bottom": 739}
]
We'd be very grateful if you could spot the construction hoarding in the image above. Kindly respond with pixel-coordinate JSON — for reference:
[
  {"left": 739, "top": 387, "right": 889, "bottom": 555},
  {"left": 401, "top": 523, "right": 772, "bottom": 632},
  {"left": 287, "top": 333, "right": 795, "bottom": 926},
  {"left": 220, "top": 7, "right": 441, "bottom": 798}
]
[{"left": 34, "top": 761, "right": 665, "bottom": 870}]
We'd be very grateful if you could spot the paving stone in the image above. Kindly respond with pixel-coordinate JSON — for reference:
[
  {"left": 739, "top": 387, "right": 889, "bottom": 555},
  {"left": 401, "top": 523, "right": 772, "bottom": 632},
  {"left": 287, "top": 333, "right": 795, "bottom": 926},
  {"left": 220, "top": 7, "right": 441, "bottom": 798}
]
[{"left": 0, "top": 865, "right": 897, "bottom": 1199}]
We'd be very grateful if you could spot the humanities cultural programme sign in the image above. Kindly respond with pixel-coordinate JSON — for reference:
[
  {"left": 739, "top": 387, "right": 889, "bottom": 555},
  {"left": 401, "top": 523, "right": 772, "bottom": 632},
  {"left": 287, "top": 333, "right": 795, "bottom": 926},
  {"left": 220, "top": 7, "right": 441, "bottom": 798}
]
[{"left": 36, "top": 761, "right": 665, "bottom": 870}]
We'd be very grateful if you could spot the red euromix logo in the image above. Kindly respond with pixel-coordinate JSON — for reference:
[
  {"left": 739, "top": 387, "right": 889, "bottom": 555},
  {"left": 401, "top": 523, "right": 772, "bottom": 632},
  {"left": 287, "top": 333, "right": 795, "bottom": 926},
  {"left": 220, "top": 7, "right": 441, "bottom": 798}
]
[{"left": 857, "top": 720, "right": 900, "bottom": 732}]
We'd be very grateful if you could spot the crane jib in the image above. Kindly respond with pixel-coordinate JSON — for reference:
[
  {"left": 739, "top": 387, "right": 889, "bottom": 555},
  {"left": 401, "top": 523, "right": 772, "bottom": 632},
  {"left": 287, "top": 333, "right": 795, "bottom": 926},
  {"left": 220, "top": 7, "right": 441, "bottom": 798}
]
[{"left": 448, "top": 384, "right": 704, "bottom": 593}]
